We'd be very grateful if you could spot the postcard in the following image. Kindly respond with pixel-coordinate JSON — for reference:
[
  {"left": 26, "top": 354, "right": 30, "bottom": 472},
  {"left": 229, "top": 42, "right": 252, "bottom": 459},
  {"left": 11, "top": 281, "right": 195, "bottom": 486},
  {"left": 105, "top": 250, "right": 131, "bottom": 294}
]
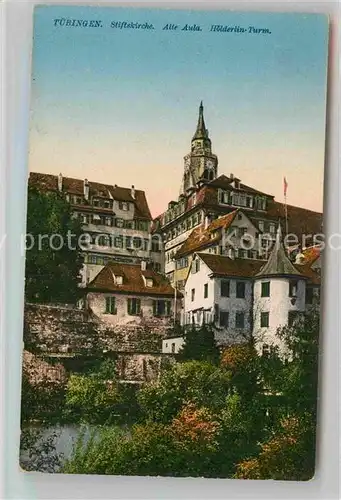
[{"left": 20, "top": 5, "right": 329, "bottom": 480}]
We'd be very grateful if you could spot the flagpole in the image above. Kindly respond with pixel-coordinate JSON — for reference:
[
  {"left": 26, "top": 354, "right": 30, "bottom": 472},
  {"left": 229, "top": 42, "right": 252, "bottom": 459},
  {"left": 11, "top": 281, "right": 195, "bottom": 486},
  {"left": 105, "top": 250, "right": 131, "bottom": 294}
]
[
  {"left": 284, "top": 192, "right": 288, "bottom": 236},
  {"left": 283, "top": 177, "right": 289, "bottom": 237}
]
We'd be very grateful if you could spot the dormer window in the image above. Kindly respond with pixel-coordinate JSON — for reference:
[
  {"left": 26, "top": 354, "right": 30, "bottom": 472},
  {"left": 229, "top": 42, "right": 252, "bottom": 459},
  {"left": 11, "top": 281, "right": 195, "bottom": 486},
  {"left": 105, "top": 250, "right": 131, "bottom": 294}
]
[
  {"left": 269, "top": 223, "right": 275, "bottom": 234},
  {"left": 119, "top": 201, "right": 129, "bottom": 211},
  {"left": 116, "top": 276, "right": 123, "bottom": 285},
  {"left": 219, "top": 190, "right": 230, "bottom": 205},
  {"left": 146, "top": 278, "right": 153, "bottom": 288},
  {"left": 234, "top": 180, "right": 240, "bottom": 189}
]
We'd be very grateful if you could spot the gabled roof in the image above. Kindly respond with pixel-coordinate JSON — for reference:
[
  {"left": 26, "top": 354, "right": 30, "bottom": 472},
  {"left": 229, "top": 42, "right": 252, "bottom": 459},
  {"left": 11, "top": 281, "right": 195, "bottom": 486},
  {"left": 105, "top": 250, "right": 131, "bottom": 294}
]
[
  {"left": 176, "top": 210, "right": 239, "bottom": 258},
  {"left": 208, "top": 175, "right": 274, "bottom": 198},
  {"left": 256, "top": 225, "right": 303, "bottom": 278},
  {"left": 197, "top": 253, "right": 264, "bottom": 278},
  {"left": 29, "top": 172, "right": 152, "bottom": 220},
  {"left": 87, "top": 261, "right": 177, "bottom": 297}
]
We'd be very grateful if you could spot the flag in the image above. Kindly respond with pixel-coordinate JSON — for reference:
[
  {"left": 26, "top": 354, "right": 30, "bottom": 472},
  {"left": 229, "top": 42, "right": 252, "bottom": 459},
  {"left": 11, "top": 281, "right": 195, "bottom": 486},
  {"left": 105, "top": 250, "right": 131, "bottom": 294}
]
[{"left": 284, "top": 176, "right": 288, "bottom": 197}]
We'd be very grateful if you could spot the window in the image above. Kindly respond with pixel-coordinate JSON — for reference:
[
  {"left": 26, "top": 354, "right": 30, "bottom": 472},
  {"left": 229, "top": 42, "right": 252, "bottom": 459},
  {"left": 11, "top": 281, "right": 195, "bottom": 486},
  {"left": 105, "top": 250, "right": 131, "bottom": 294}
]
[
  {"left": 235, "top": 312, "right": 245, "bottom": 329},
  {"left": 269, "top": 223, "right": 275, "bottom": 234},
  {"left": 262, "top": 344, "right": 270, "bottom": 357},
  {"left": 153, "top": 262, "right": 161, "bottom": 273},
  {"left": 116, "top": 276, "right": 123, "bottom": 285},
  {"left": 171, "top": 343, "right": 176, "bottom": 353},
  {"left": 261, "top": 281, "right": 270, "bottom": 297},
  {"left": 220, "top": 280, "right": 230, "bottom": 297},
  {"left": 105, "top": 296, "right": 116, "bottom": 314},
  {"left": 151, "top": 238, "right": 161, "bottom": 252},
  {"left": 133, "top": 237, "right": 142, "bottom": 249},
  {"left": 98, "top": 235, "right": 109, "bottom": 247},
  {"left": 191, "top": 288, "right": 195, "bottom": 301},
  {"left": 219, "top": 311, "right": 229, "bottom": 327},
  {"left": 204, "top": 283, "right": 208, "bottom": 298},
  {"left": 127, "top": 298, "right": 141, "bottom": 315},
  {"left": 288, "top": 311, "right": 301, "bottom": 327},
  {"left": 153, "top": 300, "right": 171, "bottom": 317},
  {"left": 289, "top": 280, "right": 298, "bottom": 297},
  {"left": 258, "top": 221, "right": 264, "bottom": 232},
  {"left": 260, "top": 312, "right": 269, "bottom": 328},
  {"left": 119, "top": 201, "right": 129, "bottom": 211},
  {"left": 306, "top": 287, "right": 314, "bottom": 305},
  {"left": 124, "top": 220, "right": 134, "bottom": 229},
  {"left": 105, "top": 216, "right": 112, "bottom": 226},
  {"left": 236, "top": 281, "right": 246, "bottom": 298},
  {"left": 191, "top": 259, "right": 200, "bottom": 273},
  {"left": 115, "top": 218, "right": 124, "bottom": 228},
  {"left": 114, "top": 236, "right": 123, "bottom": 248},
  {"left": 219, "top": 190, "right": 230, "bottom": 205},
  {"left": 146, "top": 278, "right": 153, "bottom": 288},
  {"left": 125, "top": 236, "right": 133, "bottom": 249}
]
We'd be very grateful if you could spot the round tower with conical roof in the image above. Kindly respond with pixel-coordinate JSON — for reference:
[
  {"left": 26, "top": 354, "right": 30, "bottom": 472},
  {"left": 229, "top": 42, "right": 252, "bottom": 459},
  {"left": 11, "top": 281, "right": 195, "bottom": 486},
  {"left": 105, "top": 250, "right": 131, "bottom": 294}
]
[{"left": 252, "top": 224, "right": 307, "bottom": 355}]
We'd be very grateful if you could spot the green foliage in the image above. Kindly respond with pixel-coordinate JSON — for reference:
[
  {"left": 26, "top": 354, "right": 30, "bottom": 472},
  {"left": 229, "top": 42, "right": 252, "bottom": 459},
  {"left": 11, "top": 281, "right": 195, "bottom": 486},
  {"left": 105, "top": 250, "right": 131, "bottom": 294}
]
[
  {"left": 137, "top": 360, "right": 231, "bottom": 423},
  {"left": 235, "top": 413, "right": 316, "bottom": 480},
  {"left": 21, "top": 369, "right": 66, "bottom": 426},
  {"left": 220, "top": 342, "right": 261, "bottom": 400},
  {"left": 20, "top": 426, "right": 64, "bottom": 473},
  {"left": 25, "top": 186, "right": 84, "bottom": 304},
  {"left": 177, "top": 324, "right": 220, "bottom": 364},
  {"left": 277, "top": 308, "right": 319, "bottom": 417},
  {"left": 64, "top": 360, "right": 121, "bottom": 424}
]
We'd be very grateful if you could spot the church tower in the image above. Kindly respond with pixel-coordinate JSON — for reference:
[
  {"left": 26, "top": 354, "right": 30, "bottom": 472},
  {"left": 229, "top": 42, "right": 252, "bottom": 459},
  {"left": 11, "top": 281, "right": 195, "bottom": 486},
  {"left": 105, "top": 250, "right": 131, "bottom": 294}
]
[{"left": 182, "top": 102, "right": 218, "bottom": 193}]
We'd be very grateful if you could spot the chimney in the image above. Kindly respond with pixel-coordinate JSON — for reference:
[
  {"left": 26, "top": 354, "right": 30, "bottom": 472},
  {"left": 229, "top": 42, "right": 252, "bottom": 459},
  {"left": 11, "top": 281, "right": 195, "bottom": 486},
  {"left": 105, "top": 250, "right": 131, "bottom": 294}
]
[
  {"left": 229, "top": 173, "right": 234, "bottom": 180},
  {"left": 141, "top": 260, "right": 147, "bottom": 271},
  {"left": 131, "top": 185, "right": 136, "bottom": 199},
  {"left": 84, "top": 179, "right": 89, "bottom": 201},
  {"left": 58, "top": 173, "right": 63, "bottom": 192}
]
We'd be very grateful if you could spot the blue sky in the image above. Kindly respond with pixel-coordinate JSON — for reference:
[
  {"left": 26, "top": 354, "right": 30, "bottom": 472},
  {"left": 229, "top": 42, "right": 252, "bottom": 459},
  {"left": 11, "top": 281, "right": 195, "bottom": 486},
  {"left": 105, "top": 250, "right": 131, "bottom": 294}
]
[{"left": 29, "top": 6, "right": 329, "bottom": 215}]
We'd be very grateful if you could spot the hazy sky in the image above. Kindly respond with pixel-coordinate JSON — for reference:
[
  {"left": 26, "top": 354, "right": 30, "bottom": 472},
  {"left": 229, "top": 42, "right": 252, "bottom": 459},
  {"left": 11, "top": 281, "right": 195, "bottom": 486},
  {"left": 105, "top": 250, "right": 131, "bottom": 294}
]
[{"left": 29, "top": 6, "right": 329, "bottom": 216}]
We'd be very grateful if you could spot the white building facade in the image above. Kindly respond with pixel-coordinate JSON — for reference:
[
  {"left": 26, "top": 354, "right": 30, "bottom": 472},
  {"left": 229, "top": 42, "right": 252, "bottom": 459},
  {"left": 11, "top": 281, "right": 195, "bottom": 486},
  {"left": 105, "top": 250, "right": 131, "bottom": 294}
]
[{"left": 162, "top": 226, "right": 320, "bottom": 356}]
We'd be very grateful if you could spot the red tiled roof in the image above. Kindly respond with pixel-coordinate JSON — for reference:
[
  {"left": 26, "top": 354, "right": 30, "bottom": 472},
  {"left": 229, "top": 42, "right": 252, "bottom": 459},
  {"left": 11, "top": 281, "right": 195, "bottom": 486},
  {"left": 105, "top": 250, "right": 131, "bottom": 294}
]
[
  {"left": 197, "top": 252, "right": 320, "bottom": 285},
  {"left": 29, "top": 172, "right": 152, "bottom": 220},
  {"left": 197, "top": 253, "right": 264, "bottom": 278},
  {"left": 302, "top": 246, "right": 321, "bottom": 266},
  {"left": 264, "top": 201, "right": 322, "bottom": 237},
  {"left": 208, "top": 175, "right": 274, "bottom": 197},
  {"left": 176, "top": 210, "right": 239, "bottom": 258},
  {"left": 87, "top": 261, "right": 177, "bottom": 297}
]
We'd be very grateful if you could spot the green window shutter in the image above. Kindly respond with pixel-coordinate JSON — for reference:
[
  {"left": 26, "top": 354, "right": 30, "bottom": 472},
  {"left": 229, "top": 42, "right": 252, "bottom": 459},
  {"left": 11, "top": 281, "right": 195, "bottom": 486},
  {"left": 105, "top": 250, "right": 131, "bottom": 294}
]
[
  {"left": 127, "top": 298, "right": 132, "bottom": 314},
  {"left": 105, "top": 297, "right": 109, "bottom": 313},
  {"left": 153, "top": 300, "right": 157, "bottom": 316},
  {"left": 136, "top": 299, "right": 141, "bottom": 315},
  {"left": 166, "top": 301, "right": 171, "bottom": 316}
]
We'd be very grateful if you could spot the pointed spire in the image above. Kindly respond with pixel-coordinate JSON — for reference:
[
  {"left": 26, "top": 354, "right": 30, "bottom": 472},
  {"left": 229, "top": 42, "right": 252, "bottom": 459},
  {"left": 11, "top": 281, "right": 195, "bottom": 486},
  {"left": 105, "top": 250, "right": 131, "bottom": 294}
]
[
  {"left": 256, "top": 223, "right": 303, "bottom": 278},
  {"left": 193, "top": 100, "right": 209, "bottom": 140}
]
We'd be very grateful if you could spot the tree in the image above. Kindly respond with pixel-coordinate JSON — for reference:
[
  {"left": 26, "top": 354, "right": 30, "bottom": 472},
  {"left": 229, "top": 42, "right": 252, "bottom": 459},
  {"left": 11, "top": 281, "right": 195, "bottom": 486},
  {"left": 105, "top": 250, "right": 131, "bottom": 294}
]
[
  {"left": 235, "top": 414, "right": 315, "bottom": 480},
  {"left": 220, "top": 342, "right": 261, "bottom": 400},
  {"left": 177, "top": 324, "right": 220, "bottom": 364},
  {"left": 64, "top": 359, "right": 121, "bottom": 424},
  {"left": 234, "top": 308, "right": 320, "bottom": 480},
  {"left": 138, "top": 360, "right": 231, "bottom": 423},
  {"left": 25, "top": 186, "right": 84, "bottom": 304}
]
